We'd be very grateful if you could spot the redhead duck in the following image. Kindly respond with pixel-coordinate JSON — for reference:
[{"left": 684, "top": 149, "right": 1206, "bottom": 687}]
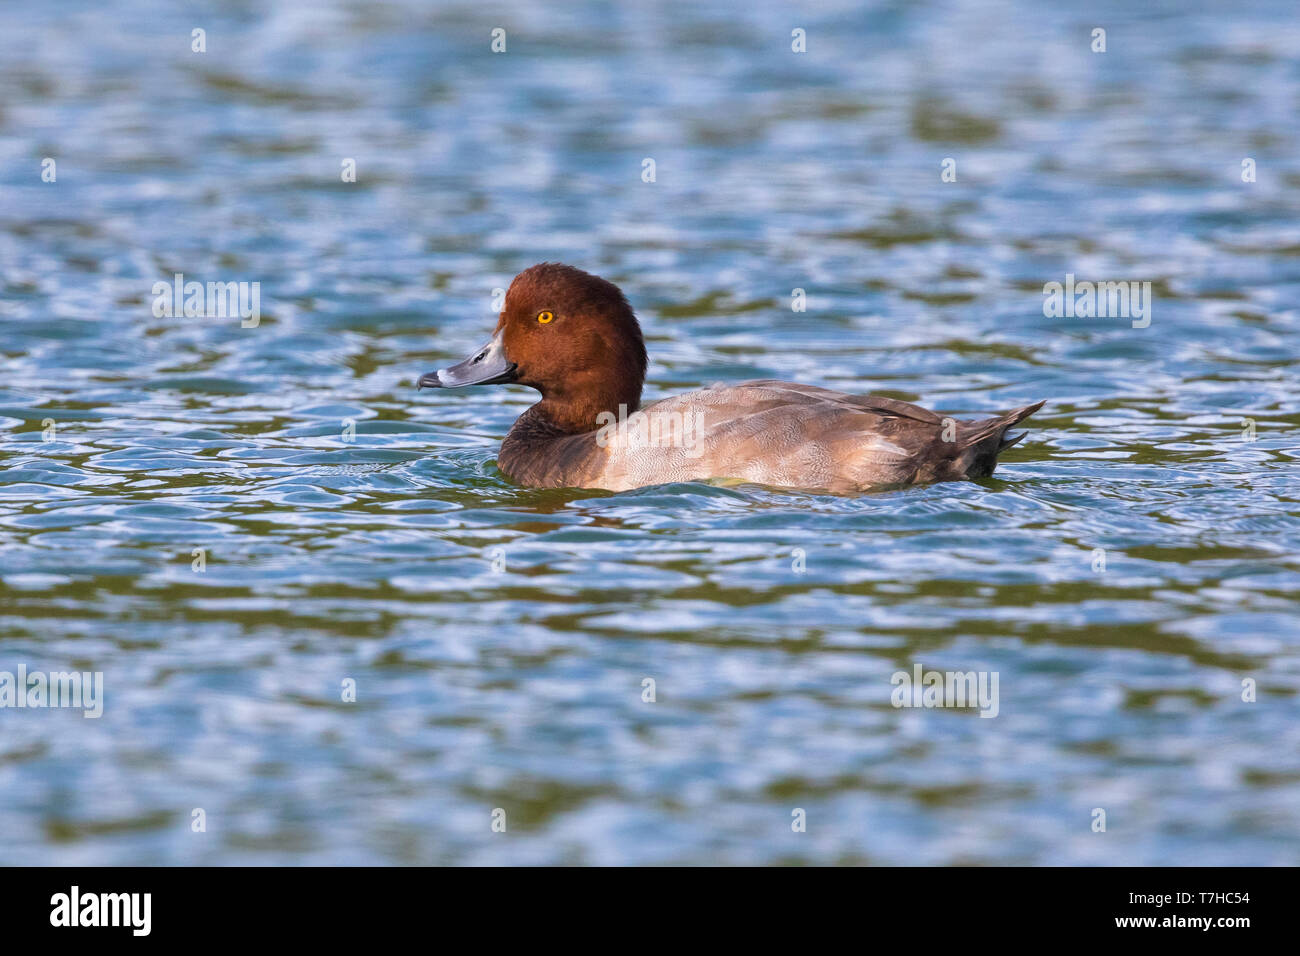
[{"left": 418, "top": 263, "right": 1045, "bottom": 493}]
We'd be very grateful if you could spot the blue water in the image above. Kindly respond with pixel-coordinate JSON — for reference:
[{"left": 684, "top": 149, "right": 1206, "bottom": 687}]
[{"left": 1, "top": 0, "right": 1297, "bottom": 864}]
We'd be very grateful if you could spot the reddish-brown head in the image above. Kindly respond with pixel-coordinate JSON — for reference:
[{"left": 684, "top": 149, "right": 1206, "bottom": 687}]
[{"left": 420, "top": 263, "right": 648, "bottom": 434}]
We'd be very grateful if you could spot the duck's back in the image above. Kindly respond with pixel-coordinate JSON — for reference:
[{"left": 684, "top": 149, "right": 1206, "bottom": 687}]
[{"left": 514, "top": 380, "right": 1041, "bottom": 493}]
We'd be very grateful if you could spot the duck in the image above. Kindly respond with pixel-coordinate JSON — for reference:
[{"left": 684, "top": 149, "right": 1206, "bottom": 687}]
[{"left": 417, "top": 263, "right": 1044, "bottom": 493}]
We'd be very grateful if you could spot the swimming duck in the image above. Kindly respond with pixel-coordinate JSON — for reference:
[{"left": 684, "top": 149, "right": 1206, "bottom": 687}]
[{"left": 417, "top": 263, "right": 1044, "bottom": 493}]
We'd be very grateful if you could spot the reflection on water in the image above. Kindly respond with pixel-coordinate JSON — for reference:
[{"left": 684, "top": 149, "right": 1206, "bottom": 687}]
[{"left": 1, "top": 0, "right": 1298, "bottom": 864}]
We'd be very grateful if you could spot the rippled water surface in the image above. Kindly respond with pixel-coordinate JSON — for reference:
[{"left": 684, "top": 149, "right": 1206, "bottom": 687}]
[{"left": 1, "top": 0, "right": 1298, "bottom": 864}]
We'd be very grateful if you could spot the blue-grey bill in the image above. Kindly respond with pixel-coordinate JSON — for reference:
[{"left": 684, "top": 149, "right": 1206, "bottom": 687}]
[{"left": 418, "top": 330, "right": 517, "bottom": 389}]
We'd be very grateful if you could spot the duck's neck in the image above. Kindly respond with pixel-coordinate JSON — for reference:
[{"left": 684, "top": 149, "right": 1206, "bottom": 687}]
[
  {"left": 516, "top": 359, "right": 645, "bottom": 436},
  {"left": 534, "top": 387, "right": 642, "bottom": 435}
]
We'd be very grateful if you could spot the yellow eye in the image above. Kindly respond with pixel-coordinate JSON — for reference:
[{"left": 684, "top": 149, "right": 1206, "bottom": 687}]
[{"left": 537, "top": 311, "right": 554, "bottom": 324}]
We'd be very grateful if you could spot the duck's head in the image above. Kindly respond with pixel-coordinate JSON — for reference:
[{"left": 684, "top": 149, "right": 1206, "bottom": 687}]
[{"left": 418, "top": 263, "right": 648, "bottom": 433}]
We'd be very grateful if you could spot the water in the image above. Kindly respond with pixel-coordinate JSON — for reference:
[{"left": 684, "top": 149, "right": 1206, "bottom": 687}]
[{"left": 1, "top": 0, "right": 1297, "bottom": 865}]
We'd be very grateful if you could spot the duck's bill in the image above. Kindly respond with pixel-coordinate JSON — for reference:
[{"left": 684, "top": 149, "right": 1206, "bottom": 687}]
[{"left": 417, "top": 331, "right": 517, "bottom": 389}]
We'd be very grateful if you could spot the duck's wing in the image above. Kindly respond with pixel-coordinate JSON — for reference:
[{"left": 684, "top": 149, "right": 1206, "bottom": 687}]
[{"left": 584, "top": 382, "right": 937, "bottom": 491}]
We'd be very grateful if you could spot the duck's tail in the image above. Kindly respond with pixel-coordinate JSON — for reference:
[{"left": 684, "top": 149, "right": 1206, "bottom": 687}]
[{"left": 952, "top": 400, "right": 1046, "bottom": 479}]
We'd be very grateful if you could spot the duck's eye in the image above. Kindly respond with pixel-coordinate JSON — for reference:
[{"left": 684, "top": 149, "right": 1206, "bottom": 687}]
[{"left": 537, "top": 311, "right": 554, "bottom": 324}]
